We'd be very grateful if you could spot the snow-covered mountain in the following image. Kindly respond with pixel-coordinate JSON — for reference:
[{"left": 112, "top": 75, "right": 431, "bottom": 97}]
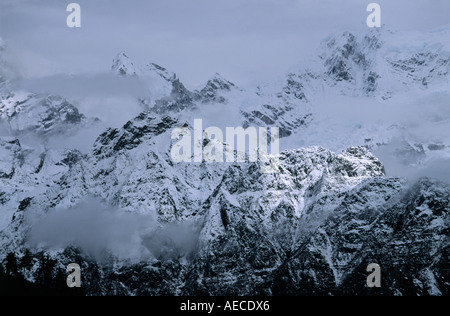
[
  {"left": 0, "top": 41, "right": 94, "bottom": 140},
  {"left": 0, "top": 27, "right": 449, "bottom": 296},
  {"left": 0, "top": 92, "right": 90, "bottom": 137},
  {"left": 108, "top": 28, "right": 450, "bottom": 159}
]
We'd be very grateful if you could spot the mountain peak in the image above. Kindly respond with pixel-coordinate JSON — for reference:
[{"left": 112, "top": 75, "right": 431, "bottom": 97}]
[
  {"left": 206, "top": 73, "right": 235, "bottom": 90},
  {"left": 194, "top": 73, "right": 236, "bottom": 104},
  {"left": 111, "top": 51, "right": 137, "bottom": 76},
  {"left": 144, "top": 62, "right": 176, "bottom": 82}
]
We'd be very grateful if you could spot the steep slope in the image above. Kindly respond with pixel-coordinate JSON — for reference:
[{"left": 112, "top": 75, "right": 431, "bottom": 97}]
[{"left": 87, "top": 113, "right": 228, "bottom": 220}]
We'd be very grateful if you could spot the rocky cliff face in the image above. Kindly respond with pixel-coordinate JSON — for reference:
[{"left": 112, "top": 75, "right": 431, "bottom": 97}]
[{"left": 0, "top": 29, "right": 449, "bottom": 296}]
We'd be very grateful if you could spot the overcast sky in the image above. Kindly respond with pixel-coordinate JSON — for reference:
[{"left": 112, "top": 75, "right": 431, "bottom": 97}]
[{"left": 1, "top": 0, "right": 450, "bottom": 88}]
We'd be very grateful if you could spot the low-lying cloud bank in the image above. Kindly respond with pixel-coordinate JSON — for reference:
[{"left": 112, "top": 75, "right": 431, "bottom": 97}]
[{"left": 26, "top": 197, "right": 201, "bottom": 263}]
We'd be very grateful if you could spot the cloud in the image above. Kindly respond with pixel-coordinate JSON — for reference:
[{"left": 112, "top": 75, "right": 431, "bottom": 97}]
[
  {"left": 43, "top": 124, "right": 105, "bottom": 153},
  {"left": 4, "top": 71, "right": 149, "bottom": 147},
  {"left": 27, "top": 198, "right": 152, "bottom": 261},
  {"left": 2, "top": 0, "right": 450, "bottom": 88},
  {"left": 375, "top": 141, "right": 450, "bottom": 184},
  {"left": 142, "top": 222, "right": 200, "bottom": 261},
  {"left": 12, "top": 72, "right": 148, "bottom": 127},
  {"left": 412, "top": 158, "right": 450, "bottom": 184},
  {"left": 26, "top": 197, "right": 200, "bottom": 262},
  {"left": 12, "top": 73, "right": 148, "bottom": 99}
]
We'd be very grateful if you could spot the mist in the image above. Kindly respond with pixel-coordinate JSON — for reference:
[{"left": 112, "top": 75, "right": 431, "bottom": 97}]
[
  {"left": 0, "top": 72, "right": 149, "bottom": 153},
  {"left": 26, "top": 197, "right": 201, "bottom": 262},
  {"left": 0, "top": 121, "right": 11, "bottom": 137},
  {"left": 2, "top": 0, "right": 450, "bottom": 88},
  {"left": 12, "top": 73, "right": 149, "bottom": 100},
  {"left": 375, "top": 142, "right": 450, "bottom": 184}
]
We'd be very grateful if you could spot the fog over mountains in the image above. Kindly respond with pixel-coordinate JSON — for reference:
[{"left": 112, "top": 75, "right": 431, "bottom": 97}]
[{"left": 0, "top": 24, "right": 449, "bottom": 295}]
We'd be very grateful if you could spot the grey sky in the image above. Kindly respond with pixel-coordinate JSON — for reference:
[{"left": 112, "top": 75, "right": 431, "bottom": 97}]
[{"left": 1, "top": 0, "right": 449, "bottom": 88}]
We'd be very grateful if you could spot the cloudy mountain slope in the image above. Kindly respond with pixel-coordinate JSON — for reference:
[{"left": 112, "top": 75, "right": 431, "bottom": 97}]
[
  {"left": 252, "top": 28, "right": 450, "bottom": 156},
  {"left": 0, "top": 40, "right": 94, "bottom": 140},
  {"left": 0, "top": 112, "right": 448, "bottom": 295},
  {"left": 110, "top": 28, "right": 450, "bottom": 161},
  {"left": 0, "top": 92, "right": 89, "bottom": 138},
  {"left": 0, "top": 27, "right": 449, "bottom": 296}
]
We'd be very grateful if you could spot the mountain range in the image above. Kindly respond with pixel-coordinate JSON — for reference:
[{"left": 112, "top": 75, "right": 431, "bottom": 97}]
[{"left": 0, "top": 27, "right": 449, "bottom": 295}]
